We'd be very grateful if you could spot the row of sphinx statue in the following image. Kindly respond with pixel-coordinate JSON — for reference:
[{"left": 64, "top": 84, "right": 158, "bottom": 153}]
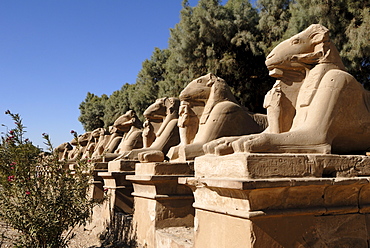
[
  {"left": 56, "top": 72, "right": 267, "bottom": 163},
  {"left": 56, "top": 24, "right": 370, "bottom": 163}
]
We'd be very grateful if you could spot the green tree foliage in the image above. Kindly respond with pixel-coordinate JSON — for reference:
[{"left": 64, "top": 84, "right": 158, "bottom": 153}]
[
  {"left": 0, "top": 111, "right": 97, "bottom": 247},
  {"left": 257, "top": 0, "right": 291, "bottom": 54},
  {"left": 164, "top": 0, "right": 272, "bottom": 112},
  {"left": 342, "top": 1, "right": 370, "bottom": 86},
  {"left": 224, "top": 0, "right": 273, "bottom": 110},
  {"left": 131, "top": 48, "right": 170, "bottom": 117},
  {"left": 79, "top": 92, "right": 108, "bottom": 131},
  {"left": 80, "top": 48, "right": 170, "bottom": 131},
  {"left": 103, "top": 84, "right": 133, "bottom": 129}
]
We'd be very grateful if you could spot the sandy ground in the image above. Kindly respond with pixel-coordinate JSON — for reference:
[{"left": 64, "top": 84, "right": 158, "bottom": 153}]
[
  {"left": 0, "top": 222, "right": 100, "bottom": 248},
  {"left": 0, "top": 220, "right": 133, "bottom": 248},
  {"left": 0, "top": 222, "right": 18, "bottom": 248}
]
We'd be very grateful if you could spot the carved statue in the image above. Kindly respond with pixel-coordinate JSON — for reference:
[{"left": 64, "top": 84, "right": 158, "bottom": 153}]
[
  {"left": 103, "top": 110, "right": 143, "bottom": 161},
  {"left": 142, "top": 119, "right": 156, "bottom": 148},
  {"left": 90, "top": 126, "right": 123, "bottom": 161},
  {"left": 178, "top": 101, "right": 198, "bottom": 145},
  {"left": 67, "top": 132, "right": 92, "bottom": 162},
  {"left": 168, "top": 73, "right": 266, "bottom": 161},
  {"left": 119, "top": 97, "right": 181, "bottom": 162},
  {"left": 114, "top": 110, "right": 143, "bottom": 153},
  {"left": 205, "top": 24, "right": 370, "bottom": 155},
  {"left": 81, "top": 128, "right": 104, "bottom": 159},
  {"left": 55, "top": 142, "right": 73, "bottom": 161}
]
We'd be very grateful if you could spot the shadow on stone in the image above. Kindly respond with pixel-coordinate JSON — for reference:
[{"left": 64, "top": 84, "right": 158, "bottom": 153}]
[{"left": 97, "top": 209, "right": 137, "bottom": 248}]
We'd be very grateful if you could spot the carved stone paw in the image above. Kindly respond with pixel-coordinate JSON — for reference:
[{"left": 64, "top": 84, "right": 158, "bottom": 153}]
[
  {"left": 231, "top": 134, "right": 268, "bottom": 153},
  {"left": 138, "top": 150, "right": 164, "bottom": 162},
  {"left": 203, "top": 137, "right": 240, "bottom": 155}
]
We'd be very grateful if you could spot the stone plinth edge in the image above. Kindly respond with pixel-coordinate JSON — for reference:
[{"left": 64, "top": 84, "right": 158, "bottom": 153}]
[
  {"left": 108, "top": 159, "right": 138, "bottom": 172},
  {"left": 195, "top": 153, "right": 370, "bottom": 179},
  {"left": 181, "top": 176, "right": 370, "bottom": 219},
  {"left": 134, "top": 161, "right": 194, "bottom": 176},
  {"left": 92, "top": 162, "right": 108, "bottom": 170}
]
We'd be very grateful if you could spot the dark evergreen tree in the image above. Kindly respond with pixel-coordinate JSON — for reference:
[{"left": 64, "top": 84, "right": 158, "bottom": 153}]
[
  {"left": 131, "top": 48, "right": 170, "bottom": 117},
  {"left": 163, "top": 0, "right": 272, "bottom": 112},
  {"left": 257, "top": 0, "right": 292, "bottom": 54},
  {"left": 224, "top": 0, "right": 273, "bottom": 111},
  {"left": 78, "top": 92, "right": 108, "bottom": 131},
  {"left": 102, "top": 84, "right": 133, "bottom": 128},
  {"left": 343, "top": 1, "right": 370, "bottom": 86}
]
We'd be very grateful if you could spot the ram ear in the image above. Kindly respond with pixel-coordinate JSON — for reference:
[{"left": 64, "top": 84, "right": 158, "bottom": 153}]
[
  {"left": 163, "top": 97, "right": 172, "bottom": 107},
  {"left": 206, "top": 73, "right": 217, "bottom": 87},
  {"left": 308, "top": 25, "right": 329, "bottom": 45},
  {"left": 130, "top": 110, "right": 137, "bottom": 118},
  {"left": 164, "top": 97, "right": 176, "bottom": 114},
  {"left": 310, "top": 33, "right": 326, "bottom": 45}
]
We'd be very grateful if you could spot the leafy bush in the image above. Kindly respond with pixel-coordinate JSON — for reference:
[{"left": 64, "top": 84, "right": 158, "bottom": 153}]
[{"left": 0, "top": 111, "right": 99, "bottom": 247}]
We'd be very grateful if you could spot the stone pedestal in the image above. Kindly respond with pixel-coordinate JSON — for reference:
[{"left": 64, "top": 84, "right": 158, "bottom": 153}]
[
  {"left": 98, "top": 160, "right": 137, "bottom": 215},
  {"left": 80, "top": 160, "right": 137, "bottom": 242},
  {"left": 90, "top": 162, "right": 108, "bottom": 200},
  {"left": 68, "top": 162, "right": 108, "bottom": 200},
  {"left": 195, "top": 153, "right": 370, "bottom": 179},
  {"left": 179, "top": 153, "right": 370, "bottom": 248},
  {"left": 73, "top": 162, "right": 109, "bottom": 245},
  {"left": 127, "top": 162, "right": 195, "bottom": 248},
  {"left": 98, "top": 171, "right": 134, "bottom": 214}
]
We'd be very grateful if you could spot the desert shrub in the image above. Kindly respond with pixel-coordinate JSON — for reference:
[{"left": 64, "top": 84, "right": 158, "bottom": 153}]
[{"left": 0, "top": 111, "right": 98, "bottom": 247}]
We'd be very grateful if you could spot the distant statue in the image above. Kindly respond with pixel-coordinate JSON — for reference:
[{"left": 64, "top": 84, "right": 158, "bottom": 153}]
[
  {"left": 168, "top": 73, "right": 266, "bottom": 161},
  {"left": 82, "top": 128, "right": 104, "bottom": 159},
  {"left": 55, "top": 142, "right": 73, "bottom": 161},
  {"left": 205, "top": 24, "right": 370, "bottom": 155},
  {"left": 103, "top": 110, "right": 143, "bottom": 161},
  {"left": 90, "top": 126, "right": 123, "bottom": 161},
  {"left": 120, "top": 97, "right": 180, "bottom": 162},
  {"left": 67, "top": 132, "right": 92, "bottom": 162}
]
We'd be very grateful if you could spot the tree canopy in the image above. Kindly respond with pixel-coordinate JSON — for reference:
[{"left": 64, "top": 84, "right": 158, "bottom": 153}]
[
  {"left": 78, "top": 92, "right": 108, "bottom": 131},
  {"left": 79, "top": 0, "right": 370, "bottom": 131}
]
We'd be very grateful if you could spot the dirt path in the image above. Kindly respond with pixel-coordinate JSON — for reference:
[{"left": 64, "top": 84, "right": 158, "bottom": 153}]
[{"left": 0, "top": 222, "right": 18, "bottom": 248}]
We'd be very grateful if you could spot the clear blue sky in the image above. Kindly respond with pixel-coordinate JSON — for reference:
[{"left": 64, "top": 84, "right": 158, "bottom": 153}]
[{"left": 1, "top": 0, "right": 231, "bottom": 149}]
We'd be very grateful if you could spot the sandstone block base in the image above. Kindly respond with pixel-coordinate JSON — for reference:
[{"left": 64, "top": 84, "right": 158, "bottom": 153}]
[
  {"left": 135, "top": 162, "right": 194, "bottom": 176},
  {"left": 183, "top": 153, "right": 370, "bottom": 248},
  {"left": 183, "top": 175, "right": 370, "bottom": 247},
  {"left": 194, "top": 208, "right": 370, "bottom": 248},
  {"left": 74, "top": 163, "right": 109, "bottom": 245},
  {"left": 87, "top": 161, "right": 137, "bottom": 242},
  {"left": 128, "top": 162, "right": 195, "bottom": 248},
  {"left": 195, "top": 153, "right": 370, "bottom": 179},
  {"left": 108, "top": 159, "right": 137, "bottom": 172},
  {"left": 92, "top": 162, "right": 109, "bottom": 170},
  {"left": 98, "top": 171, "right": 135, "bottom": 214}
]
